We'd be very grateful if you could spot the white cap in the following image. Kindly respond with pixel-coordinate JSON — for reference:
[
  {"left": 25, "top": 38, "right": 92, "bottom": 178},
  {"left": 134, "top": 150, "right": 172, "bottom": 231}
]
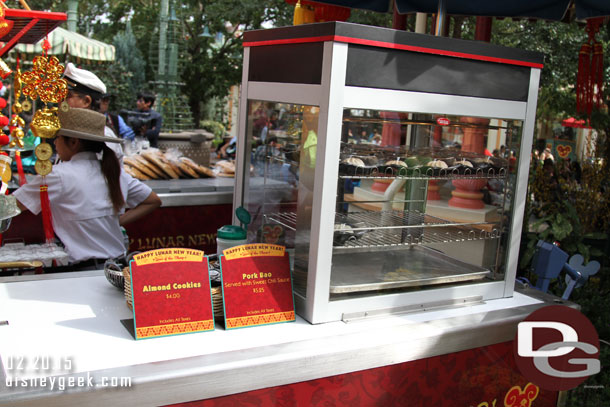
[{"left": 63, "top": 62, "right": 107, "bottom": 96}]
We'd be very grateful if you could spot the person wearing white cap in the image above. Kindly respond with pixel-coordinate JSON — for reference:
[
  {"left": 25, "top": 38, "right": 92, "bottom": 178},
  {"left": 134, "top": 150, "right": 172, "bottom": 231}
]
[
  {"left": 13, "top": 108, "right": 161, "bottom": 271},
  {"left": 62, "top": 62, "right": 124, "bottom": 163}
]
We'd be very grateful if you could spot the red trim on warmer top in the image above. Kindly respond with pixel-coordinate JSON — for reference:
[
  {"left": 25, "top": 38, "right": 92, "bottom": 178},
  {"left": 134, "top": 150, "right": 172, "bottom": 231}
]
[
  {"left": 243, "top": 35, "right": 544, "bottom": 69},
  {"left": 243, "top": 35, "right": 336, "bottom": 47}
]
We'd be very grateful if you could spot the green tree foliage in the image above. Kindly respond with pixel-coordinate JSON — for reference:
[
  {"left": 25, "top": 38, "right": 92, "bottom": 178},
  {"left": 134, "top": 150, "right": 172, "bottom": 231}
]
[
  {"left": 112, "top": 22, "right": 146, "bottom": 102},
  {"left": 94, "top": 62, "right": 133, "bottom": 112},
  {"left": 348, "top": 9, "right": 392, "bottom": 28},
  {"left": 25, "top": 0, "right": 293, "bottom": 126},
  {"left": 178, "top": 0, "right": 292, "bottom": 125},
  {"left": 491, "top": 19, "right": 610, "bottom": 133}
]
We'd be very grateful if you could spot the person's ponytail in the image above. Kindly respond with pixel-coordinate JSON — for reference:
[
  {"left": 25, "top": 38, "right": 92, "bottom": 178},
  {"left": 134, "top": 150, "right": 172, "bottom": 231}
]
[
  {"left": 79, "top": 139, "right": 125, "bottom": 213},
  {"left": 100, "top": 144, "right": 125, "bottom": 213}
]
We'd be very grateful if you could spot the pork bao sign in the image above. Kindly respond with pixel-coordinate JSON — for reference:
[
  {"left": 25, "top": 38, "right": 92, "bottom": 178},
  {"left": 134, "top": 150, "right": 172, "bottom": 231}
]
[
  {"left": 220, "top": 244, "right": 295, "bottom": 329},
  {"left": 130, "top": 248, "right": 214, "bottom": 339}
]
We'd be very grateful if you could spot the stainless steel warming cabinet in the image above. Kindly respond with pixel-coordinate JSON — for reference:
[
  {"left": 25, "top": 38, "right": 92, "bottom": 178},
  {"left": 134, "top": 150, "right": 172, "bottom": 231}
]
[{"left": 234, "top": 22, "right": 543, "bottom": 324}]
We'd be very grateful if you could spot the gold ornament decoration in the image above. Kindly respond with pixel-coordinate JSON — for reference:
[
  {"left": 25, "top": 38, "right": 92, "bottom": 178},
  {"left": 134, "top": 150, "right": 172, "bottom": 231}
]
[
  {"left": 34, "top": 159, "right": 53, "bottom": 176},
  {"left": 9, "top": 114, "right": 25, "bottom": 148},
  {"left": 0, "top": 58, "right": 11, "bottom": 79},
  {"left": 30, "top": 107, "right": 60, "bottom": 139},
  {"left": 11, "top": 101, "right": 22, "bottom": 115},
  {"left": 34, "top": 143, "right": 53, "bottom": 161},
  {"left": 60, "top": 100, "right": 70, "bottom": 112},
  {"left": 13, "top": 65, "right": 22, "bottom": 98},
  {"left": 21, "top": 99, "right": 31, "bottom": 112},
  {"left": 9, "top": 113, "right": 24, "bottom": 129},
  {"left": 0, "top": 155, "right": 11, "bottom": 183},
  {"left": 9, "top": 128, "right": 24, "bottom": 149},
  {"left": 21, "top": 55, "right": 68, "bottom": 103},
  {"left": 7, "top": 65, "right": 27, "bottom": 151}
]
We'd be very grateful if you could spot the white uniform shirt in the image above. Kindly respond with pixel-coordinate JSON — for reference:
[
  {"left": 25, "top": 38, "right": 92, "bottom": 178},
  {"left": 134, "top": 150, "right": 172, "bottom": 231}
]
[{"left": 14, "top": 152, "right": 152, "bottom": 263}]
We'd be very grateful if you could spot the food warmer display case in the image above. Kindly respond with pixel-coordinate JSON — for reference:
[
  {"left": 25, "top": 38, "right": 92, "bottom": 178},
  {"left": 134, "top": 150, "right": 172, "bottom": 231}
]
[{"left": 234, "top": 22, "right": 542, "bottom": 324}]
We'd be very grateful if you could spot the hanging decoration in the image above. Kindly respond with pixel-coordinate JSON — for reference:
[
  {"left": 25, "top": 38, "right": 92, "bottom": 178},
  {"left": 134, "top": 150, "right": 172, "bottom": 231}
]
[
  {"left": 313, "top": 3, "right": 350, "bottom": 22},
  {"left": 0, "top": 55, "right": 10, "bottom": 195},
  {"left": 9, "top": 57, "right": 28, "bottom": 185},
  {"left": 0, "top": 82, "right": 7, "bottom": 129},
  {"left": 287, "top": 1, "right": 350, "bottom": 25},
  {"left": 576, "top": 17, "right": 605, "bottom": 117},
  {"left": 9, "top": 62, "right": 24, "bottom": 149},
  {"left": 20, "top": 37, "right": 68, "bottom": 242},
  {"left": 21, "top": 52, "right": 67, "bottom": 164},
  {"left": 0, "top": 56, "right": 10, "bottom": 134},
  {"left": 0, "top": 6, "right": 14, "bottom": 38},
  {"left": 293, "top": 0, "right": 315, "bottom": 25}
]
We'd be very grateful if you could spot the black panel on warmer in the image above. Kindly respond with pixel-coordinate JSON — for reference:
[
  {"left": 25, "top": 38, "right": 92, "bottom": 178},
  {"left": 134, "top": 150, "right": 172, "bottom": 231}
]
[
  {"left": 346, "top": 44, "right": 531, "bottom": 101},
  {"left": 248, "top": 43, "right": 324, "bottom": 85},
  {"left": 244, "top": 22, "right": 543, "bottom": 67}
]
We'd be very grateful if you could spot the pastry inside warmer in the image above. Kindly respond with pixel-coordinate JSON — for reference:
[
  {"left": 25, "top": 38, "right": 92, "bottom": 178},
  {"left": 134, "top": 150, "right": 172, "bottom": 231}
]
[
  {"left": 342, "top": 157, "right": 365, "bottom": 167},
  {"left": 385, "top": 159, "right": 408, "bottom": 167},
  {"left": 455, "top": 159, "right": 473, "bottom": 167},
  {"left": 425, "top": 159, "right": 448, "bottom": 169}
]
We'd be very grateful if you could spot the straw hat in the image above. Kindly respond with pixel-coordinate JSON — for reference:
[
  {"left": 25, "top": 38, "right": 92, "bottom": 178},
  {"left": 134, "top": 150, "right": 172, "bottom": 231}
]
[{"left": 57, "top": 107, "right": 122, "bottom": 144}]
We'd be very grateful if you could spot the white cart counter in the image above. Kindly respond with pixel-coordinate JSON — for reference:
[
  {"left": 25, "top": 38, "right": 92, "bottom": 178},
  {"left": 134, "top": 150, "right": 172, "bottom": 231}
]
[{"left": 0, "top": 272, "right": 555, "bottom": 407}]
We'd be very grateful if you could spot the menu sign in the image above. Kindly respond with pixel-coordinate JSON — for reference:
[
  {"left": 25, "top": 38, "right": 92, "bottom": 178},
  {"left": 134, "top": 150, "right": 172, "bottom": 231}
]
[
  {"left": 220, "top": 244, "right": 295, "bottom": 329},
  {"left": 130, "top": 248, "right": 214, "bottom": 339}
]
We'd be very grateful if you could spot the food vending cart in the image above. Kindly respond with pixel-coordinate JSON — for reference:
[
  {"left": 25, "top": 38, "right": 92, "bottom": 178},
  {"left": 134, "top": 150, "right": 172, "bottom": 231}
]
[
  {"left": 0, "top": 22, "right": 566, "bottom": 407},
  {"left": 234, "top": 21, "right": 542, "bottom": 323}
]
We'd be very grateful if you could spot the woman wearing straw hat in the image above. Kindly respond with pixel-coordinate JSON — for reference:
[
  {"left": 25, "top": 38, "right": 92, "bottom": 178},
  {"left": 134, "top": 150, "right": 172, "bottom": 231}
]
[
  {"left": 13, "top": 108, "right": 161, "bottom": 271},
  {"left": 62, "top": 62, "right": 124, "bottom": 163}
]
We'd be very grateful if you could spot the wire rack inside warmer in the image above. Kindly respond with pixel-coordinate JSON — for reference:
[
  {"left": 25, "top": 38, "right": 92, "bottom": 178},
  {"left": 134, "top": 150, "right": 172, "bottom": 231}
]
[{"left": 264, "top": 210, "right": 500, "bottom": 251}]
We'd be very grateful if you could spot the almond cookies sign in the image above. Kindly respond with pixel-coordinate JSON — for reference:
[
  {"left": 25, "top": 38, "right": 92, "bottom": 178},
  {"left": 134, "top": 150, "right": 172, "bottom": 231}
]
[{"left": 130, "top": 248, "right": 214, "bottom": 339}]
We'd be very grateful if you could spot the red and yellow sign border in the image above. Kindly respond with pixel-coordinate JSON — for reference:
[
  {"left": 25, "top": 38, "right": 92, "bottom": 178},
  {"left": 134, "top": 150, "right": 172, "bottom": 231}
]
[
  {"left": 221, "top": 244, "right": 295, "bottom": 330},
  {"left": 131, "top": 248, "right": 214, "bottom": 340}
]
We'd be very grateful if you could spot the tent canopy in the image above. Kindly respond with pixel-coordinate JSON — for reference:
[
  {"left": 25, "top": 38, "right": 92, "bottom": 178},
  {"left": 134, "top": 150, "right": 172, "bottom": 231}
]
[{"left": 9, "top": 26, "right": 115, "bottom": 63}]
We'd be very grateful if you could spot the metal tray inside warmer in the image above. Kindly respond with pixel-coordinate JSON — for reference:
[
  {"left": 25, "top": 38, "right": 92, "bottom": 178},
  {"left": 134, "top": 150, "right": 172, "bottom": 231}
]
[{"left": 330, "top": 246, "right": 490, "bottom": 294}]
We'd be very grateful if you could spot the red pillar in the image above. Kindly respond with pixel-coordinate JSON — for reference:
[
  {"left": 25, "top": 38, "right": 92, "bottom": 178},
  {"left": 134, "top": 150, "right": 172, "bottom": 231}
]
[
  {"left": 392, "top": 4, "right": 407, "bottom": 30},
  {"left": 475, "top": 17, "right": 492, "bottom": 42}
]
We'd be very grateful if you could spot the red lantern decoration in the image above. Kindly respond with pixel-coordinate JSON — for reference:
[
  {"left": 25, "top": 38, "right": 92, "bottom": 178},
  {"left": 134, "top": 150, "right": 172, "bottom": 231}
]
[
  {"left": 576, "top": 18, "right": 605, "bottom": 117},
  {"left": 0, "top": 97, "right": 6, "bottom": 109},
  {"left": 314, "top": 3, "right": 350, "bottom": 22},
  {"left": 0, "top": 6, "right": 14, "bottom": 39},
  {"left": 0, "top": 115, "right": 8, "bottom": 127}
]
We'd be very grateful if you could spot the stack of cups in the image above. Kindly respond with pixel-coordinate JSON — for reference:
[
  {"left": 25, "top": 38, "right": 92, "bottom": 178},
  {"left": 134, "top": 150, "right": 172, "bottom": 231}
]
[{"left": 216, "top": 225, "right": 247, "bottom": 256}]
